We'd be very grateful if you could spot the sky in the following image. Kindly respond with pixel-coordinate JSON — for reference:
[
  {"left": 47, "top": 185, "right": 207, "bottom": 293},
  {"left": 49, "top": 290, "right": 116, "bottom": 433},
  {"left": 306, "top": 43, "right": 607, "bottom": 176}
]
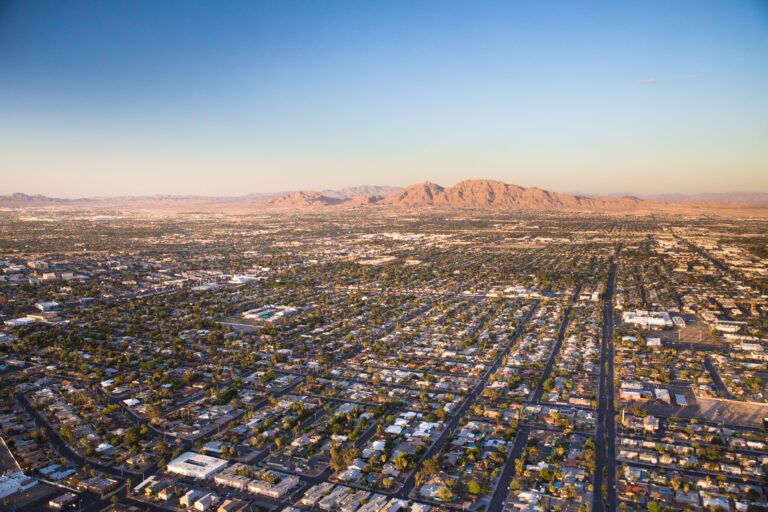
[{"left": 1, "top": 0, "right": 767, "bottom": 197}]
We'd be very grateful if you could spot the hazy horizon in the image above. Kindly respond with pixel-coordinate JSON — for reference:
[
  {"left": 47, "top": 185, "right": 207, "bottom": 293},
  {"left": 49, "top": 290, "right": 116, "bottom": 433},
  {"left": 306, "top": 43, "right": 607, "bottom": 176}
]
[
  {"left": 5, "top": 180, "right": 768, "bottom": 201},
  {"left": 2, "top": 1, "right": 767, "bottom": 197}
]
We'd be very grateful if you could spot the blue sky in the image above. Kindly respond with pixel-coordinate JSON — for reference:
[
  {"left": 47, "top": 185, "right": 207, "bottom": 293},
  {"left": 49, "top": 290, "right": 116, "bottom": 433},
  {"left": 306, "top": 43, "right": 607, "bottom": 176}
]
[{"left": 1, "top": 1, "right": 767, "bottom": 197}]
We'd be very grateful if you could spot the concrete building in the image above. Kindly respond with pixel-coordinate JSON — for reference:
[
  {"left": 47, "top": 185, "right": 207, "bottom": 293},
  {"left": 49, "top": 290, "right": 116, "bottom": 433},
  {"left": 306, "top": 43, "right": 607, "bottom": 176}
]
[
  {"left": 167, "top": 452, "right": 228, "bottom": 480},
  {"left": 622, "top": 310, "right": 673, "bottom": 328},
  {"left": 0, "top": 471, "right": 37, "bottom": 499}
]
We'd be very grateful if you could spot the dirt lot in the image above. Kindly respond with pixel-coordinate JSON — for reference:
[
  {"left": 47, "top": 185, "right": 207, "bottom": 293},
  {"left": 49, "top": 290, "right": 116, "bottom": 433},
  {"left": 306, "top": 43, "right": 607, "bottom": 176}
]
[
  {"left": 627, "top": 393, "right": 768, "bottom": 428},
  {"left": 3, "top": 481, "right": 62, "bottom": 511}
]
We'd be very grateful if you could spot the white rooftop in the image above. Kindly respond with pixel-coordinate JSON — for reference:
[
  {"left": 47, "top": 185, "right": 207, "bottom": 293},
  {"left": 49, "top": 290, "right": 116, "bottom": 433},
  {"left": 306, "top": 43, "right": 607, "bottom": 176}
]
[{"left": 167, "top": 452, "right": 228, "bottom": 480}]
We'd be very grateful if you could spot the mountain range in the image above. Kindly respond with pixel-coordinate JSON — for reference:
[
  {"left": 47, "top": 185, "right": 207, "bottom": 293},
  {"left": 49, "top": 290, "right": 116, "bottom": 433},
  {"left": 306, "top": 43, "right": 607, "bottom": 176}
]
[
  {"left": 376, "top": 180, "right": 645, "bottom": 210},
  {"left": 261, "top": 180, "right": 767, "bottom": 213},
  {"left": 2, "top": 180, "right": 767, "bottom": 215},
  {"left": 633, "top": 192, "right": 768, "bottom": 205}
]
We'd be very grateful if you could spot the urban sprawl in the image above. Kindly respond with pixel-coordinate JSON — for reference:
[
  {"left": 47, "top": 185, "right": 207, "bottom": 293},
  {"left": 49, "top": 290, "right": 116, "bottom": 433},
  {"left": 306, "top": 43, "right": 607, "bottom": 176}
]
[{"left": 0, "top": 210, "right": 767, "bottom": 512}]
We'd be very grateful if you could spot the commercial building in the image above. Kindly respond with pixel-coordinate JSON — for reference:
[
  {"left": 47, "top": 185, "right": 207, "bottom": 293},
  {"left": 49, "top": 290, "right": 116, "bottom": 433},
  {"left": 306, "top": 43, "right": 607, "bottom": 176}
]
[
  {"left": 622, "top": 310, "right": 673, "bottom": 328},
  {"left": 0, "top": 471, "right": 37, "bottom": 499},
  {"left": 167, "top": 452, "right": 229, "bottom": 480}
]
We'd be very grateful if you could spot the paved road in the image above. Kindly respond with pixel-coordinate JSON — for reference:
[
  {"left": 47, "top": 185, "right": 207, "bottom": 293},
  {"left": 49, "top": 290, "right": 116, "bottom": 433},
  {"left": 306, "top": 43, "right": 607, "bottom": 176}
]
[
  {"left": 16, "top": 393, "right": 143, "bottom": 481},
  {"left": 592, "top": 247, "right": 620, "bottom": 512},
  {"left": 703, "top": 356, "right": 734, "bottom": 400},
  {"left": 622, "top": 459, "right": 762, "bottom": 486},
  {"left": 529, "top": 285, "right": 582, "bottom": 403},
  {"left": 20, "top": 297, "right": 545, "bottom": 512},
  {"left": 21, "top": 371, "right": 305, "bottom": 510},
  {"left": 638, "top": 280, "right": 648, "bottom": 309},
  {"left": 673, "top": 234, "right": 727, "bottom": 272},
  {"left": 279, "top": 411, "right": 392, "bottom": 509},
  {"left": 252, "top": 403, "right": 329, "bottom": 465},
  {"left": 486, "top": 426, "right": 530, "bottom": 512},
  {"left": 395, "top": 302, "right": 540, "bottom": 500},
  {"left": 0, "top": 435, "right": 20, "bottom": 472},
  {"left": 252, "top": 303, "right": 443, "bottom": 508}
]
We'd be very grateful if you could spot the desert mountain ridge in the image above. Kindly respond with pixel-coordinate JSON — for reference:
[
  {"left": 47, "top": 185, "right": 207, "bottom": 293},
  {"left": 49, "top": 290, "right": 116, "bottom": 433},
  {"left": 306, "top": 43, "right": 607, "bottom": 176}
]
[
  {"left": 633, "top": 191, "right": 768, "bottom": 205},
  {"left": 376, "top": 180, "right": 649, "bottom": 209},
  {"left": 2, "top": 179, "right": 767, "bottom": 215},
  {"left": 261, "top": 179, "right": 755, "bottom": 212},
  {"left": 0, "top": 185, "right": 401, "bottom": 204}
]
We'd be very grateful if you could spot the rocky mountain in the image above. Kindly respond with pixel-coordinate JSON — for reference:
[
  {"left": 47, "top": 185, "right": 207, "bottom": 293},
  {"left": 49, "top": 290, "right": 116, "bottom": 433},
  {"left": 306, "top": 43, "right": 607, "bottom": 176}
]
[
  {"left": 2, "top": 180, "right": 766, "bottom": 215},
  {"left": 319, "top": 185, "right": 402, "bottom": 200},
  {"left": 639, "top": 192, "right": 768, "bottom": 205},
  {"left": 342, "top": 194, "right": 384, "bottom": 206},
  {"left": 264, "top": 191, "right": 343, "bottom": 208},
  {"left": 0, "top": 185, "right": 401, "bottom": 206},
  {"left": 262, "top": 179, "right": 658, "bottom": 211},
  {"left": 0, "top": 193, "right": 74, "bottom": 203},
  {"left": 379, "top": 182, "right": 445, "bottom": 206},
  {"left": 379, "top": 179, "right": 646, "bottom": 210},
  {"left": 264, "top": 190, "right": 388, "bottom": 208}
]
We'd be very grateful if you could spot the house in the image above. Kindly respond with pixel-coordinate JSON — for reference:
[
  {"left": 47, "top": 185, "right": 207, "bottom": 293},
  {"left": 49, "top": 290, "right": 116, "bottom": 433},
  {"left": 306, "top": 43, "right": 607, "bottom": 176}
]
[
  {"left": 218, "top": 500, "right": 247, "bottom": 512},
  {"left": 194, "top": 493, "right": 220, "bottom": 511},
  {"left": 180, "top": 489, "right": 206, "bottom": 507},
  {"left": 48, "top": 493, "right": 79, "bottom": 509},
  {"left": 643, "top": 416, "right": 659, "bottom": 432}
]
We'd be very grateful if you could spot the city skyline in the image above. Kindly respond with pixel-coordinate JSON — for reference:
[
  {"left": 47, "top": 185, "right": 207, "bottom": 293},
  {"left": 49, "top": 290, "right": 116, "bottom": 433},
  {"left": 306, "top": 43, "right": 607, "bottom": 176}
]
[{"left": 1, "top": 0, "right": 767, "bottom": 197}]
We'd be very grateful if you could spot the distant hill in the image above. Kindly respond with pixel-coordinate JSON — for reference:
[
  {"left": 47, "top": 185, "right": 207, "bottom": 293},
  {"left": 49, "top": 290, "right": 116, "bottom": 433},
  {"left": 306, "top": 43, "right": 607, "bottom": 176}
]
[
  {"left": 638, "top": 192, "right": 768, "bottom": 205},
  {"left": 264, "top": 189, "right": 389, "bottom": 208},
  {"left": 318, "top": 185, "right": 402, "bottom": 200},
  {"left": 342, "top": 194, "right": 384, "bottom": 206},
  {"left": 379, "top": 181, "right": 446, "bottom": 206},
  {"left": 265, "top": 191, "right": 343, "bottom": 208},
  {"left": 0, "top": 185, "right": 401, "bottom": 206},
  {"left": 0, "top": 193, "right": 76, "bottom": 203}
]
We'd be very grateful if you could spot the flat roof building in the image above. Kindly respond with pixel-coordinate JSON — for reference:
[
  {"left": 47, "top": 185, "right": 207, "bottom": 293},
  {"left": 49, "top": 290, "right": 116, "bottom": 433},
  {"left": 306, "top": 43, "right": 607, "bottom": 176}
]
[
  {"left": 0, "top": 471, "right": 37, "bottom": 499},
  {"left": 167, "top": 452, "right": 229, "bottom": 480},
  {"left": 622, "top": 310, "right": 673, "bottom": 328}
]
